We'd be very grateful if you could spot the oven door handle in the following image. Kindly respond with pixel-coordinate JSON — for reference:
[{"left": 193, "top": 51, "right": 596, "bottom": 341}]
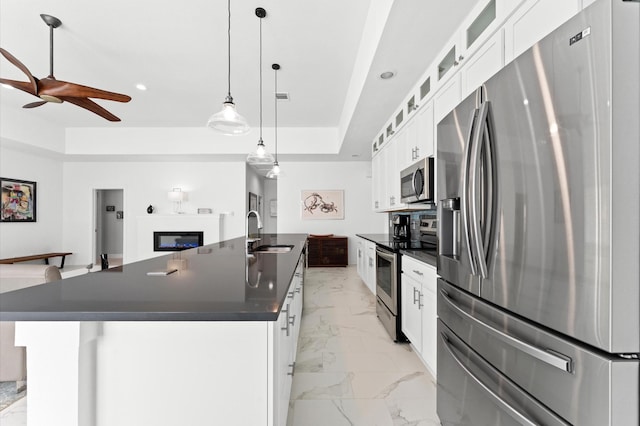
[{"left": 375, "top": 247, "right": 396, "bottom": 262}]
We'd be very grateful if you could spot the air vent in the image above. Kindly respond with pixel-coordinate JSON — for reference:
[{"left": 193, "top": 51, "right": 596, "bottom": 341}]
[{"left": 275, "top": 92, "right": 290, "bottom": 101}]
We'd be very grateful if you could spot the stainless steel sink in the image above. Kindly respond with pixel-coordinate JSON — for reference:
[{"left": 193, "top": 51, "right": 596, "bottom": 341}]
[{"left": 252, "top": 244, "right": 294, "bottom": 253}]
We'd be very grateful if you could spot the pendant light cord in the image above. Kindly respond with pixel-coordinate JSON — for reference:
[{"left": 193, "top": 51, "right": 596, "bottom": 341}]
[
  {"left": 227, "top": 0, "right": 231, "bottom": 99},
  {"left": 259, "top": 16, "right": 263, "bottom": 140},
  {"left": 274, "top": 66, "right": 278, "bottom": 162}
]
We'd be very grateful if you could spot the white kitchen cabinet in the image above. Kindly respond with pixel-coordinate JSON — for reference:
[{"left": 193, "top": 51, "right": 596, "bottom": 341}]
[
  {"left": 400, "top": 255, "right": 437, "bottom": 377},
  {"left": 401, "top": 272, "right": 422, "bottom": 347},
  {"left": 365, "top": 241, "right": 376, "bottom": 294},
  {"left": 397, "top": 118, "right": 415, "bottom": 169},
  {"left": 461, "top": 30, "right": 505, "bottom": 99},
  {"left": 375, "top": 143, "right": 390, "bottom": 211},
  {"left": 275, "top": 297, "right": 293, "bottom": 426},
  {"left": 356, "top": 239, "right": 365, "bottom": 279},
  {"left": 433, "top": 73, "right": 462, "bottom": 126},
  {"left": 372, "top": 148, "right": 382, "bottom": 211},
  {"left": 357, "top": 237, "right": 377, "bottom": 295},
  {"left": 398, "top": 105, "right": 433, "bottom": 169},
  {"left": 386, "top": 138, "right": 402, "bottom": 209},
  {"left": 373, "top": 139, "right": 406, "bottom": 211},
  {"left": 415, "top": 100, "right": 434, "bottom": 159},
  {"left": 504, "top": 0, "right": 581, "bottom": 63},
  {"left": 274, "top": 257, "right": 304, "bottom": 426}
]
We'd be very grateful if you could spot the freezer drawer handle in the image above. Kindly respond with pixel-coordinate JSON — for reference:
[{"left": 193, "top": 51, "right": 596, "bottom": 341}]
[
  {"left": 440, "top": 333, "right": 563, "bottom": 426},
  {"left": 440, "top": 289, "right": 573, "bottom": 373}
]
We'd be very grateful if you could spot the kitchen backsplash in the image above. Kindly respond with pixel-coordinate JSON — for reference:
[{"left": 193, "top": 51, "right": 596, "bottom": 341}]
[{"left": 389, "top": 208, "right": 436, "bottom": 238}]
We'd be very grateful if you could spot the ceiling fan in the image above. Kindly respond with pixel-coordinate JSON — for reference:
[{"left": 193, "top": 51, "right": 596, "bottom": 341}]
[{"left": 0, "top": 14, "right": 131, "bottom": 122}]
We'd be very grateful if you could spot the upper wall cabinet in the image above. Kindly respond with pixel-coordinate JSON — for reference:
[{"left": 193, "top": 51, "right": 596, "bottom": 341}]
[
  {"left": 415, "top": 101, "right": 434, "bottom": 160},
  {"left": 504, "top": 0, "right": 581, "bottom": 63},
  {"left": 433, "top": 74, "right": 462, "bottom": 126},
  {"left": 460, "top": 30, "right": 505, "bottom": 99}
]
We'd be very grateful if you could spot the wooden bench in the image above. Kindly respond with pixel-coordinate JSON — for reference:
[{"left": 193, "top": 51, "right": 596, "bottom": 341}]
[{"left": 0, "top": 252, "right": 73, "bottom": 269}]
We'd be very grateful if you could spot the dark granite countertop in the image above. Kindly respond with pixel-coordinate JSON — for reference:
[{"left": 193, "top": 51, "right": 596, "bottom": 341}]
[
  {"left": 356, "top": 234, "right": 394, "bottom": 248},
  {"left": 400, "top": 249, "right": 437, "bottom": 268},
  {"left": 356, "top": 233, "right": 437, "bottom": 267},
  {"left": 0, "top": 234, "right": 307, "bottom": 322}
]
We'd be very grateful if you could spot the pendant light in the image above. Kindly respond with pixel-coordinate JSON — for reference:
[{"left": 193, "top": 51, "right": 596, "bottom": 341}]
[
  {"left": 266, "top": 63, "right": 284, "bottom": 179},
  {"left": 247, "top": 7, "right": 274, "bottom": 164},
  {"left": 207, "top": 0, "right": 250, "bottom": 135}
]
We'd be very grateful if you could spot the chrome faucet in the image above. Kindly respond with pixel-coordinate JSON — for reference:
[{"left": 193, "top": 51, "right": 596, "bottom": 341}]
[{"left": 246, "top": 210, "right": 263, "bottom": 252}]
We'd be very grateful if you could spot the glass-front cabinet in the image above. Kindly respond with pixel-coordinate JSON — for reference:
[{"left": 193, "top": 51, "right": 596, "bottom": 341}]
[{"left": 369, "top": 0, "right": 587, "bottom": 213}]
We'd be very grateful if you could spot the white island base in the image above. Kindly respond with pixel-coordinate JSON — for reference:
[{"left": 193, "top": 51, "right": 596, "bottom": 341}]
[{"left": 16, "top": 321, "right": 286, "bottom": 426}]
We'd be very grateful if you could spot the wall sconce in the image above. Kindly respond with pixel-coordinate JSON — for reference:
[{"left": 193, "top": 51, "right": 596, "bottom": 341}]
[{"left": 167, "top": 188, "right": 187, "bottom": 214}]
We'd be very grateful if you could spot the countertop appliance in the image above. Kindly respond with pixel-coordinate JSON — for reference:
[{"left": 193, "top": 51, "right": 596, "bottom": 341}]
[
  {"left": 400, "top": 157, "right": 434, "bottom": 204},
  {"left": 390, "top": 214, "right": 410, "bottom": 240},
  {"left": 418, "top": 216, "right": 437, "bottom": 247},
  {"left": 436, "top": 1, "right": 639, "bottom": 425}
]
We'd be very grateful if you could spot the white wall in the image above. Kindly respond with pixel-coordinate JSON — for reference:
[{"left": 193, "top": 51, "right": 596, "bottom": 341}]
[
  {"left": 263, "top": 179, "right": 277, "bottom": 234},
  {"left": 62, "top": 161, "right": 246, "bottom": 265},
  {"left": 0, "top": 141, "right": 64, "bottom": 259},
  {"left": 277, "top": 162, "right": 386, "bottom": 264}
]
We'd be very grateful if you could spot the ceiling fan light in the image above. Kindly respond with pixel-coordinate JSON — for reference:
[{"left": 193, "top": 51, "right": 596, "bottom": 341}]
[
  {"left": 39, "top": 94, "right": 62, "bottom": 103},
  {"left": 207, "top": 100, "right": 250, "bottom": 135}
]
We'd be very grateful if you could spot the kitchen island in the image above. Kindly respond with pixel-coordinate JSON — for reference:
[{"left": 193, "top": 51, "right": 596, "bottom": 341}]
[{"left": 0, "top": 234, "right": 307, "bottom": 426}]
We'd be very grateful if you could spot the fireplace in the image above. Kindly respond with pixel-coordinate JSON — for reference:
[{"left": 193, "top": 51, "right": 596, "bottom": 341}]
[{"left": 153, "top": 231, "right": 204, "bottom": 252}]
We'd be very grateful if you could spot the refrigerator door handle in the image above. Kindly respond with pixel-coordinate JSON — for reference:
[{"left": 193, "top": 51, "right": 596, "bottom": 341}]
[
  {"left": 470, "top": 102, "right": 489, "bottom": 278},
  {"left": 440, "top": 289, "right": 573, "bottom": 373},
  {"left": 440, "top": 333, "right": 545, "bottom": 426},
  {"left": 462, "top": 108, "right": 479, "bottom": 275},
  {"left": 481, "top": 101, "right": 498, "bottom": 271}
]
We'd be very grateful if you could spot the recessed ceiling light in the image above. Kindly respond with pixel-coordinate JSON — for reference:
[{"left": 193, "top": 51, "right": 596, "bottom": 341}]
[
  {"left": 135, "top": 83, "right": 147, "bottom": 91},
  {"left": 351, "top": 154, "right": 360, "bottom": 157},
  {"left": 380, "top": 71, "right": 395, "bottom": 80}
]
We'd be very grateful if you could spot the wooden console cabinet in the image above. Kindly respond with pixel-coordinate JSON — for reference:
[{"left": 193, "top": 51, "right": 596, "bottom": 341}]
[{"left": 307, "top": 236, "right": 348, "bottom": 267}]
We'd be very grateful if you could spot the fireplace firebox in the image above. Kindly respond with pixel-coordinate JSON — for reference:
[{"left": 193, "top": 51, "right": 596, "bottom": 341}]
[{"left": 153, "top": 231, "right": 204, "bottom": 252}]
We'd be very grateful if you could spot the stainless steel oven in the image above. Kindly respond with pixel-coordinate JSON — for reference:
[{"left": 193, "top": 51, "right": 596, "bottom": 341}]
[{"left": 375, "top": 245, "right": 401, "bottom": 341}]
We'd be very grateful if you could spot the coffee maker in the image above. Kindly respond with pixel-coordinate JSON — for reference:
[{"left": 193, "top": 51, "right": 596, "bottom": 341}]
[{"left": 390, "top": 214, "right": 410, "bottom": 240}]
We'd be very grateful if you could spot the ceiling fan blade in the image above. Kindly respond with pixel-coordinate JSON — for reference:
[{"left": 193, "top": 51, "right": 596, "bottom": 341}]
[
  {"left": 60, "top": 96, "right": 121, "bottom": 122},
  {"left": 23, "top": 101, "right": 48, "bottom": 108},
  {"left": 0, "top": 77, "right": 38, "bottom": 96},
  {"left": 39, "top": 78, "right": 131, "bottom": 103},
  {"left": 0, "top": 48, "right": 38, "bottom": 94}
]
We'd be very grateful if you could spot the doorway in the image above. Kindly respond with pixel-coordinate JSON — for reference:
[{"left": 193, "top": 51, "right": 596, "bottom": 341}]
[{"left": 94, "top": 189, "right": 124, "bottom": 270}]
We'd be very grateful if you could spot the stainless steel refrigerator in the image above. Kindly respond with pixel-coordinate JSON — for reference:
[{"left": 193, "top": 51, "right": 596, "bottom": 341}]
[{"left": 436, "top": 0, "right": 639, "bottom": 424}]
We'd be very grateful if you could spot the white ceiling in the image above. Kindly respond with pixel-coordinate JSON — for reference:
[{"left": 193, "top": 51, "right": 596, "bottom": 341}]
[{"left": 0, "top": 0, "right": 480, "bottom": 160}]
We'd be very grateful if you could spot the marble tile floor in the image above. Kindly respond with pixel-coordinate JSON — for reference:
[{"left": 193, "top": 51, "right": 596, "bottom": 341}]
[
  {"left": 0, "top": 266, "right": 440, "bottom": 425},
  {"left": 0, "top": 395, "right": 26, "bottom": 426},
  {"left": 287, "top": 266, "right": 440, "bottom": 426}
]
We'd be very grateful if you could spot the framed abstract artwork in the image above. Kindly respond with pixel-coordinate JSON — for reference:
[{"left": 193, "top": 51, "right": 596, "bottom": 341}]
[
  {"left": 301, "top": 190, "right": 344, "bottom": 220},
  {"left": 1, "top": 177, "right": 37, "bottom": 222}
]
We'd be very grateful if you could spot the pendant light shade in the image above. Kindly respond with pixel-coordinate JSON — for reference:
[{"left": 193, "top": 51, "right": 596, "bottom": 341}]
[
  {"left": 266, "top": 63, "right": 284, "bottom": 179},
  {"left": 207, "top": 0, "right": 250, "bottom": 135},
  {"left": 247, "top": 8, "right": 274, "bottom": 164}
]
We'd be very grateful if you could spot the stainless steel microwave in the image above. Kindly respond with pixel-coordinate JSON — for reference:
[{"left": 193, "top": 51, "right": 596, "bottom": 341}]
[{"left": 400, "top": 157, "right": 434, "bottom": 203}]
